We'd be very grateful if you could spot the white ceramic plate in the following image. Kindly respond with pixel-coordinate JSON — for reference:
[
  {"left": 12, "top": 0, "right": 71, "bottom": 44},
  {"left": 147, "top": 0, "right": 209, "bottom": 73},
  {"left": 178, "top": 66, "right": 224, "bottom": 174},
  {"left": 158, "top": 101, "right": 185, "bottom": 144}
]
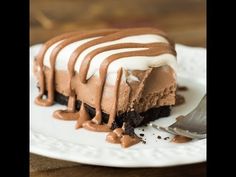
[{"left": 30, "top": 44, "right": 206, "bottom": 167}]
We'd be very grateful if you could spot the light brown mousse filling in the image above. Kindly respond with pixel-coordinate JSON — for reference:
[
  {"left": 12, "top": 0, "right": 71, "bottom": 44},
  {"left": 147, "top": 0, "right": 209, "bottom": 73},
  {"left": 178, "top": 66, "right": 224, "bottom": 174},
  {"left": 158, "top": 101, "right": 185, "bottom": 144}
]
[{"left": 33, "top": 61, "right": 176, "bottom": 114}]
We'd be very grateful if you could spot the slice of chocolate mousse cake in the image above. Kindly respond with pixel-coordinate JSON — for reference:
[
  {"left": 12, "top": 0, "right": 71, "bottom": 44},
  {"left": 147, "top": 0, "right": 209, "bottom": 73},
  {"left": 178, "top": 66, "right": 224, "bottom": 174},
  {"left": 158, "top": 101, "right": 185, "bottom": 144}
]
[{"left": 32, "top": 28, "right": 177, "bottom": 148}]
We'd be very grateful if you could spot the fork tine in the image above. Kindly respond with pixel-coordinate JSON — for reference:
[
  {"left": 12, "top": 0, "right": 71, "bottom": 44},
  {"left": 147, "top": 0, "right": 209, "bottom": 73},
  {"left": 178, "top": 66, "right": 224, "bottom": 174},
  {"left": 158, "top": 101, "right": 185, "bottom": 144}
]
[
  {"left": 169, "top": 127, "right": 206, "bottom": 139},
  {"left": 150, "top": 123, "right": 206, "bottom": 139},
  {"left": 149, "top": 94, "right": 207, "bottom": 139},
  {"left": 150, "top": 123, "right": 178, "bottom": 135}
]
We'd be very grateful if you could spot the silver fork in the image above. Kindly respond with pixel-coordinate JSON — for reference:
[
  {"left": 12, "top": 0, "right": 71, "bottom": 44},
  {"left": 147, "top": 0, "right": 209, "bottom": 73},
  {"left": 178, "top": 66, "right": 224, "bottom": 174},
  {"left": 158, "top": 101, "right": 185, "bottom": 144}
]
[{"left": 149, "top": 94, "right": 206, "bottom": 139}]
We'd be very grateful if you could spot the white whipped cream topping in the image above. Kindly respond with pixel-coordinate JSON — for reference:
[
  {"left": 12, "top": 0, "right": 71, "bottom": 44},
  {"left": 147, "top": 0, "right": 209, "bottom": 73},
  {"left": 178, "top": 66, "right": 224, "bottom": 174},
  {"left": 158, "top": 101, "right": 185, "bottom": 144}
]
[
  {"left": 44, "top": 37, "right": 100, "bottom": 70},
  {"left": 42, "top": 34, "right": 177, "bottom": 85}
]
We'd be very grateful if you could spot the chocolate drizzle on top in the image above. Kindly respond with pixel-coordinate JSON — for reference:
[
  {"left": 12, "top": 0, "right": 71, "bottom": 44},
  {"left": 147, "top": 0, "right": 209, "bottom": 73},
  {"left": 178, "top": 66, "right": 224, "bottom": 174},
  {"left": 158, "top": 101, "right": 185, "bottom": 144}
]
[{"left": 34, "top": 27, "right": 176, "bottom": 148}]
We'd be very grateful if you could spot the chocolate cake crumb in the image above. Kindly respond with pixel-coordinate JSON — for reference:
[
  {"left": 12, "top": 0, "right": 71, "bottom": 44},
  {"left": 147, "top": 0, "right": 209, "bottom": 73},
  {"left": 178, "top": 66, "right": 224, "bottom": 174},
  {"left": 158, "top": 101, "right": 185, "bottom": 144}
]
[
  {"left": 157, "top": 135, "right": 162, "bottom": 139},
  {"left": 124, "top": 123, "right": 135, "bottom": 136},
  {"left": 111, "top": 121, "right": 119, "bottom": 130},
  {"left": 177, "top": 85, "right": 188, "bottom": 91},
  {"left": 142, "top": 129, "right": 144, "bottom": 131},
  {"left": 139, "top": 133, "right": 144, "bottom": 137},
  {"left": 175, "top": 94, "right": 185, "bottom": 106},
  {"left": 164, "top": 137, "right": 170, "bottom": 140},
  {"left": 141, "top": 140, "right": 146, "bottom": 144}
]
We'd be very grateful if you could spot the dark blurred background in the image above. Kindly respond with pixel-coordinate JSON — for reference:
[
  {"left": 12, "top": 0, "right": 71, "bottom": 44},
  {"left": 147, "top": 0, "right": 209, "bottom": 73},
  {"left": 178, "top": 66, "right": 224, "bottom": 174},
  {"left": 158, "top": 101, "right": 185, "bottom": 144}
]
[{"left": 30, "top": 0, "right": 206, "bottom": 46}]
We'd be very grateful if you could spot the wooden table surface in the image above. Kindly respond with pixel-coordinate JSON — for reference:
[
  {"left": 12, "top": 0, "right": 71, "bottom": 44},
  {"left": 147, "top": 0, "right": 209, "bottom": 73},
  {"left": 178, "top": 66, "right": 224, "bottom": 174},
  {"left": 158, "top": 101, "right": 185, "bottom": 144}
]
[{"left": 30, "top": 0, "right": 206, "bottom": 176}]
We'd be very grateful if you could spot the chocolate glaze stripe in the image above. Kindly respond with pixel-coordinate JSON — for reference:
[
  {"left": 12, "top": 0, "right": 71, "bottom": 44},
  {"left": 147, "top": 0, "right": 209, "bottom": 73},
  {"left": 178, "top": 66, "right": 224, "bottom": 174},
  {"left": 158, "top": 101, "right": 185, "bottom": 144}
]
[
  {"left": 107, "top": 68, "right": 123, "bottom": 127},
  {"left": 91, "top": 43, "right": 176, "bottom": 124},
  {"left": 79, "top": 42, "right": 175, "bottom": 83},
  {"left": 45, "top": 29, "right": 119, "bottom": 106},
  {"left": 35, "top": 31, "right": 83, "bottom": 106},
  {"left": 68, "top": 28, "right": 173, "bottom": 78},
  {"left": 82, "top": 68, "right": 123, "bottom": 132}
]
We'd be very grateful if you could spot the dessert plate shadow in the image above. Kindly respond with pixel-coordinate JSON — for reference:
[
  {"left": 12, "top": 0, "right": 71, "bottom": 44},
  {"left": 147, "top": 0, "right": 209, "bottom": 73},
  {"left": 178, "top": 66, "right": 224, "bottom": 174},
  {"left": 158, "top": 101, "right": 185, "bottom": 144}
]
[{"left": 30, "top": 44, "right": 206, "bottom": 167}]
